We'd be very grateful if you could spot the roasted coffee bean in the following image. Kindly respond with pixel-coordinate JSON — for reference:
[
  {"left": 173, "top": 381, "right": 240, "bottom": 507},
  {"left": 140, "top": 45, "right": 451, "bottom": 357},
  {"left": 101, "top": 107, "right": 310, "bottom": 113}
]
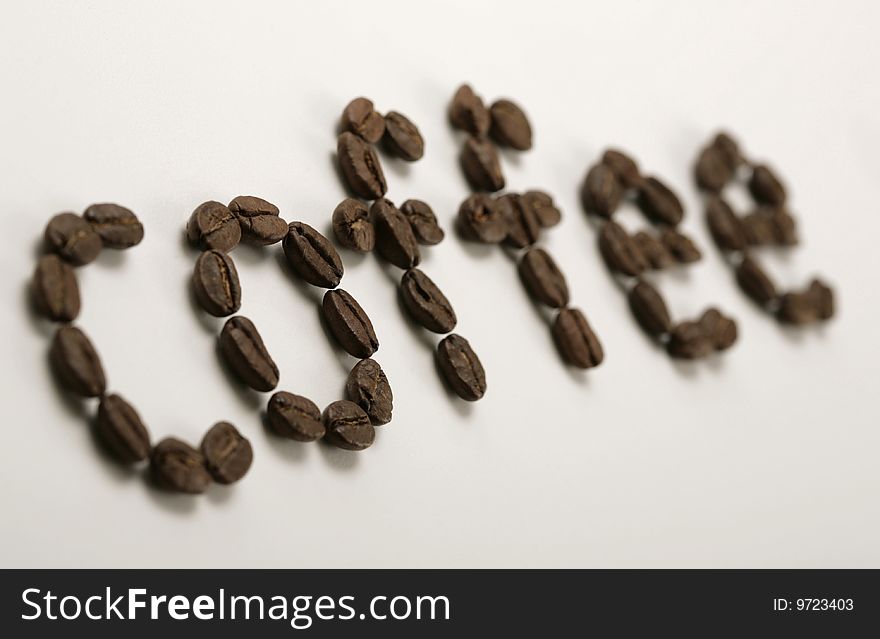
[
  {"left": 706, "top": 195, "right": 746, "bottom": 252},
  {"left": 489, "top": 99, "right": 532, "bottom": 150},
  {"left": 200, "top": 421, "right": 252, "bottom": 484},
  {"left": 627, "top": 280, "right": 672, "bottom": 337},
  {"left": 372, "top": 199, "right": 420, "bottom": 269},
  {"left": 346, "top": 358, "right": 393, "bottom": 425},
  {"left": 95, "top": 394, "right": 151, "bottom": 463},
  {"left": 83, "top": 203, "right": 144, "bottom": 249},
  {"left": 749, "top": 164, "right": 786, "bottom": 206},
  {"left": 283, "top": 221, "right": 344, "bottom": 288},
  {"left": 660, "top": 229, "right": 701, "bottom": 263},
  {"left": 192, "top": 250, "right": 241, "bottom": 317},
  {"left": 337, "top": 131, "right": 387, "bottom": 200},
  {"left": 399, "top": 268, "right": 457, "bottom": 333},
  {"left": 598, "top": 221, "right": 647, "bottom": 277},
  {"left": 323, "top": 289, "right": 379, "bottom": 358},
  {"left": 741, "top": 211, "right": 777, "bottom": 246},
  {"left": 667, "top": 321, "right": 713, "bottom": 359},
  {"left": 601, "top": 149, "right": 641, "bottom": 188},
  {"left": 712, "top": 132, "right": 741, "bottom": 170},
  {"left": 400, "top": 199, "right": 444, "bottom": 245},
  {"left": 267, "top": 392, "right": 325, "bottom": 442},
  {"left": 341, "top": 97, "right": 385, "bottom": 144},
  {"left": 49, "top": 325, "right": 106, "bottom": 397},
  {"left": 332, "top": 198, "right": 375, "bottom": 252},
  {"left": 522, "top": 190, "right": 561, "bottom": 228},
  {"left": 552, "top": 308, "right": 604, "bottom": 369},
  {"left": 44, "top": 213, "right": 102, "bottom": 266},
  {"left": 770, "top": 208, "right": 798, "bottom": 245},
  {"left": 806, "top": 278, "right": 834, "bottom": 320},
  {"left": 581, "top": 163, "right": 622, "bottom": 218},
  {"left": 228, "top": 195, "right": 287, "bottom": 245},
  {"left": 498, "top": 194, "right": 541, "bottom": 249},
  {"left": 186, "top": 201, "right": 241, "bottom": 252},
  {"left": 735, "top": 256, "right": 778, "bottom": 306},
  {"left": 436, "top": 334, "right": 487, "bottom": 401},
  {"left": 383, "top": 111, "right": 424, "bottom": 161},
  {"left": 636, "top": 176, "right": 684, "bottom": 227},
  {"left": 322, "top": 400, "right": 375, "bottom": 451},
  {"left": 32, "top": 254, "right": 80, "bottom": 322},
  {"left": 460, "top": 136, "right": 504, "bottom": 192},
  {"left": 150, "top": 438, "right": 211, "bottom": 494},
  {"left": 457, "top": 193, "right": 508, "bottom": 243},
  {"left": 518, "top": 247, "right": 569, "bottom": 308},
  {"left": 219, "top": 316, "right": 279, "bottom": 392},
  {"left": 777, "top": 291, "right": 816, "bottom": 325},
  {"left": 633, "top": 231, "right": 675, "bottom": 270},
  {"left": 694, "top": 144, "right": 732, "bottom": 192},
  {"left": 697, "top": 307, "right": 738, "bottom": 350},
  {"left": 448, "top": 84, "right": 490, "bottom": 137}
]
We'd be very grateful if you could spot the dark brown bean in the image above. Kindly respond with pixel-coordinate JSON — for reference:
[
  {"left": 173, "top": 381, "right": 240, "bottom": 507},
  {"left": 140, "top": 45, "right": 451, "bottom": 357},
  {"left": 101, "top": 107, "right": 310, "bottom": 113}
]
[
  {"left": 332, "top": 198, "right": 375, "bottom": 252},
  {"left": 581, "top": 163, "right": 622, "bottom": 218},
  {"left": 667, "top": 321, "right": 714, "bottom": 359},
  {"left": 372, "top": 199, "right": 420, "bottom": 269},
  {"left": 598, "top": 221, "right": 647, "bottom": 277},
  {"left": 633, "top": 231, "right": 675, "bottom": 270},
  {"left": 192, "top": 250, "right": 241, "bottom": 317},
  {"left": 341, "top": 97, "right": 385, "bottom": 144},
  {"left": 461, "top": 136, "right": 504, "bottom": 192},
  {"left": 601, "top": 149, "right": 641, "bottom": 189},
  {"left": 346, "top": 358, "right": 393, "bottom": 425},
  {"left": 83, "top": 203, "right": 144, "bottom": 249},
  {"left": 457, "top": 193, "right": 508, "bottom": 243},
  {"left": 399, "top": 268, "right": 457, "bottom": 333},
  {"left": 337, "top": 131, "right": 387, "bottom": 200},
  {"left": 95, "top": 394, "right": 151, "bottom": 463},
  {"left": 488, "top": 99, "right": 532, "bottom": 150},
  {"left": 228, "top": 195, "right": 287, "bottom": 246},
  {"left": 49, "top": 325, "right": 106, "bottom": 397},
  {"left": 267, "top": 392, "right": 325, "bottom": 442},
  {"left": 777, "top": 291, "right": 816, "bottom": 325},
  {"left": 552, "top": 308, "right": 604, "bottom": 369},
  {"left": 636, "top": 176, "right": 684, "bottom": 227},
  {"left": 219, "top": 316, "right": 279, "bottom": 392},
  {"left": 200, "top": 421, "right": 252, "bottom": 484},
  {"left": 749, "top": 164, "right": 787, "bottom": 206},
  {"left": 448, "top": 84, "right": 490, "bottom": 137},
  {"left": 807, "top": 278, "right": 834, "bottom": 320},
  {"left": 706, "top": 195, "right": 747, "bottom": 252},
  {"left": 150, "top": 438, "right": 211, "bottom": 494},
  {"left": 712, "top": 132, "right": 741, "bottom": 170},
  {"left": 401, "top": 199, "right": 444, "bottom": 245},
  {"left": 283, "top": 221, "right": 344, "bottom": 288},
  {"left": 694, "top": 145, "right": 732, "bottom": 192},
  {"left": 322, "top": 400, "right": 375, "bottom": 451},
  {"left": 44, "top": 213, "right": 102, "bottom": 266},
  {"left": 770, "top": 208, "right": 798, "bottom": 245},
  {"left": 660, "top": 229, "right": 701, "bottom": 263},
  {"left": 498, "top": 193, "right": 541, "bottom": 249},
  {"left": 518, "top": 247, "right": 569, "bottom": 308},
  {"left": 186, "top": 201, "right": 241, "bottom": 252},
  {"left": 436, "top": 334, "right": 487, "bottom": 401},
  {"left": 741, "top": 211, "right": 777, "bottom": 246},
  {"left": 697, "top": 307, "right": 738, "bottom": 351},
  {"left": 383, "top": 111, "right": 424, "bottom": 161},
  {"left": 735, "top": 256, "right": 778, "bottom": 306},
  {"left": 627, "top": 280, "right": 672, "bottom": 337},
  {"left": 522, "top": 190, "right": 561, "bottom": 228},
  {"left": 32, "top": 254, "right": 80, "bottom": 322},
  {"left": 323, "top": 289, "right": 379, "bottom": 358}
]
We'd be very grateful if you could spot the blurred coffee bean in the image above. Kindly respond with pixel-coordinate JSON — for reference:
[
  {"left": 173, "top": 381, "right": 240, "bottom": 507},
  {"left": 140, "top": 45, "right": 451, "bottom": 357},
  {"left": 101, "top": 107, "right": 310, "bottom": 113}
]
[
  {"left": 633, "top": 231, "right": 675, "bottom": 270},
  {"left": 150, "top": 438, "right": 212, "bottom": 494},
  {"left": 50, "top": 325, "right": 106, "bottom": 397},
  {"left": 712, "top": 132, "right": 741, "bottom": 170},
  {"left": 552, "top": 307, "right": 604, "bottom": 369},
  {"left": 448, "top": 84, "right": 490, "bottom": 137},
  {"left": 383, "top": 111, "right": 424, "bottom": 161},
  {"left": 667, "top": 321, "right": 713, "bottom": 359},
  {"left": 706, "top": 195, "right": 746, "bottom": 252},
  {"left": 201, "top": 421, "right": 252, "bottom": 484},
  {"left": 95, "top": 394, "right": 151, "bottom": 463},
  {"left": 627, "top": 280, "right": 672, "bottom": 337},
  {"left": 401, "top": 199, "right": 444, "bottom": 245},
  {"left": 741, "top": 211, "right": 777, "bottom": 246},
  {"left": 770, "top": 208, "right": 798, "bottom": 245},
  {"left": 489, "top": 99, "right": 532, "bottom": 150},
  {"left": 518, "top": 247, "right": 569, "bottom": 308},
  {"left": 457, "top": 194, "right": 507, "bottom": 243},
  {"left": 461, "top": 136, "right": 504, "bottom": 192},
  {"left": 695, "top": 144, "right": 732, "bottom": 192},
  {"left": 32, "top": 254, "right": 80, "bottom": 322},
  {"left": 806, "top": 278, "right": 834, "bottom": 320},
  {"left": 735, "top": 256, "right": 778, "bottom": 306},
  {"left": 581, "top": 163, "right": 622, "bottom": 218},
  {"left": 697, "top": 307, "right": 738, "bottom": 351},
  {"left": 601, "top": 149, "right": 641, "bottom": 188},
  {"left": 660, "top": 229, "right": 701, "bottom": 263},
  {"left": 598, "top": 221, "right": 647, "bottom": 277},
  {"left": 498, "top": 193, "right": 541, "bottom": 249},
  {"left": 749, "top": 164, "right": 787, "bottom": 206},
  {"left": 636, "top": 176, "right": 684, "bottom": 226},
  {"left": 522, "top": 190, "right": 561, "bottom": 228}
]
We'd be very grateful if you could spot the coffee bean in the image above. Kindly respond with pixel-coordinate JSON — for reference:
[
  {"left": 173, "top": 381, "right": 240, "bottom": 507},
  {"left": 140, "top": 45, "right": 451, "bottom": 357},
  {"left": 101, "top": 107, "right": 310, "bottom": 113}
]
[
  {"left": 346, "top": 358, "right": 393, "bottom": 425},
  {"left": 457, "top": 194, "right": 507, "bottom": 243},
  {"left": 697, "top": 307, "right": 738, "bottom": 351},
  {"left": 436, "top": 334, "right": 486, "bottom": 401},
  {"left": 267, "top": 392, "right": 325, "bottom": 442},
  {"left": 150, "top": 437, "right": 212, "bottom": 494},
  {"left": 50, "top": 325, "right": 106, "bottom": 397},
  {"left": 323, "top": 289, "right": 379, "bottom": 358},
  {"left": 706, "top": 195, "right": 746, "bottom": 252},
  {"left": 192, "top": 250, "right": 241, "bottom": 317},
  {"left": 636, "top": 176, "right": 684, "bottom": 227},
  {"left": 633, "top": 231, "right": 675, "bottom": 270},
  {"left": 283, "top": 221, "right": 344, "bottom": 288},
  {"left": 448, "top": 84, "right": 490, "bottom": 137},
  {"left": 399, "top": 268, "right": 457, "bottom": 333},
  {"left": 776, "top": 291, "right": 816, "bottom": 325},
  {"left": 401, "top": 199, "right": 444, "bottom": 245},
  {"left": 806, "top": 278, "right": 834, "bottom": 320},
  {"left": 322, "top": 400, "right": 375, "bottom": 451},
  {"left": 735, "top": 255, "right": 778, "bottom": 306},
  {"left": 581, "top": 163, "right": 622, "bottom": 218},
  {"left": 741, "top": 211, "right": 777, "bottom": 246},
  {"left": 712, "top": 132, "right": 741, "bottom": 170},
  {"left": 522, "top": 190, "right": 561, "bottom": 228},
  {"left": 200, "top": 421, "right": 252, "bottom": 484},
  {"left": 749, "top": 164, "right": 786, "bottom": 206},
  {"left": 598, "top": 221, "right": 647, "bottom": 277},
  {"left": 627, "top": 280, "right": 672, "bottom": 337},
  {"left": 372, "top": 199, "right": 420, "bottom": 269},
  {"left": 660, "top": 229, "right": 701, "bottom": 263},
  {"left": 337, "top": 131, "right": 388, "bottom": 200},
  {"left": 44, "top": 213, "right": 102, "bottom": 266},
  {"left": 769, "top": 208, "right": 798, "bottom": 245},
  {"left": 488, "top": 99, "right": 532, "bottom": 150},
  {"left": 32, "top": 254, "right": 80, "bottom": 322},
  {"left": 228, "top": 195, "right": 287, "bottom": 245},
  {"left": 95, "top": 394, "right": 151, "bottom": 463},
  {"left": 601, "top": 149, "right": 641, "bottom": 189},
  {"left": 552, "top": 308, "right": 604, "bottom": 369},
  {"left": 498, "top": 193, "right": 541, "bottom": 249},
  {"left": 341, "top": 97, "right": 385, "bottom": 144},
  {"left": 382, "top": 111, "right": 424, "bottom": 161},
  {"left": 461, "top": 136, "right": 504, "bottom": 192},
  {"left": 666, "top": 321, "right": 713, "bottom": 359},
  {"left": 83, "top": 203, "right": 144, "bottom": 249},
  {"left": 332, "top": 198, "right": 375, "bottom": 252},
  {"left": 518, "top": 247, "right": 569, "bottom": 308},
  {"left": 694, "top": 144, "right": 732, "bottom": 192},
  {"left": 219, "top": 316, "right": 279, "bottom": 392},
  {"left": 186, "top": 201, "right": 241, "bottom": 252}
]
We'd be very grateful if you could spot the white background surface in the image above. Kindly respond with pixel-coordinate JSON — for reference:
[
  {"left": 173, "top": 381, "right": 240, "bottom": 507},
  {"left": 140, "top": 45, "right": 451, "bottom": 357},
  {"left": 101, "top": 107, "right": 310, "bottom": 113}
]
[{"left": 1, "top": 0, "right": 878, "bottom": 568}]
